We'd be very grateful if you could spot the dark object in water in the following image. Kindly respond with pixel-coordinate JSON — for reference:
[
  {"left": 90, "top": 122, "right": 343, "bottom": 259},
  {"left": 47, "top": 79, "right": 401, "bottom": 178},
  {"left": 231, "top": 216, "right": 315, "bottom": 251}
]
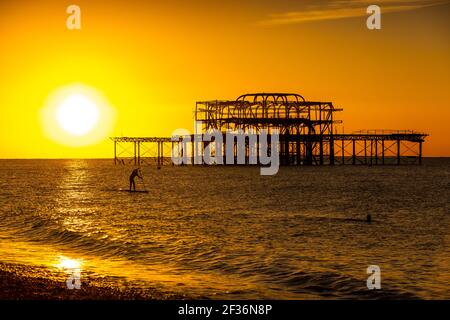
[
  {"left": 366, "top": 214, "right": 372, "bottom": 223},
  {"left": 119, "top": 189, "right": 149, "bottom": 194}
]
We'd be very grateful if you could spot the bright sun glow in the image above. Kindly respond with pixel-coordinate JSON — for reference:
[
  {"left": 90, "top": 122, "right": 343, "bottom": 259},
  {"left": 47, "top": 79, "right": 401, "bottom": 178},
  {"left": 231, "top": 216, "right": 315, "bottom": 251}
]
[
  {"left": 41, "top": 84, "right": 116, "bottom": 147},
  {"left": 57, "top": 256, "right": 82, "bottom": 270},
  {"left": 57, "top": 94, "right": 99, "bottom": 136}
]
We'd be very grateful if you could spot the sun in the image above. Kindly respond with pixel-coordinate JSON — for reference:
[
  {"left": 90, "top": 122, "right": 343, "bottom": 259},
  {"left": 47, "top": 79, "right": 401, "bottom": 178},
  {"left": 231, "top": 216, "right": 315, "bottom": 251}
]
[
  {"left": 41, "top": 84, "right": 116, "bottom": 147},
  {"left": 57, "top": 94, "right": 99, "bottom": 136}
]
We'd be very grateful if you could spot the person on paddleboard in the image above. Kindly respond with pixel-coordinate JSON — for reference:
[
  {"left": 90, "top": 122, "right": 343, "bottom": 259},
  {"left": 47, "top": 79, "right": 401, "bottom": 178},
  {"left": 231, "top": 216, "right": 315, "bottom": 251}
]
[{"left": 129, "top": 168, "right": 142, "bottom": 191}]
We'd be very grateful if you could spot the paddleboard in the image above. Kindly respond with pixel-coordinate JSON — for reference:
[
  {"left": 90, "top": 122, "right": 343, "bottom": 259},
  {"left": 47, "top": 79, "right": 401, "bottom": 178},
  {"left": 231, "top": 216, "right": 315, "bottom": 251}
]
[{"left": 118, "top": 189, "right": 149, "bottom": 193}]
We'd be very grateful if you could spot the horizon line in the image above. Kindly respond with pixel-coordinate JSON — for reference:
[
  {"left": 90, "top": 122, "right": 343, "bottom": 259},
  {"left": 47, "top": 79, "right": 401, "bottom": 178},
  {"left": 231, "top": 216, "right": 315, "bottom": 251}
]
[{"left": 0, "top": 156, "right": 449, "bottom": 160}]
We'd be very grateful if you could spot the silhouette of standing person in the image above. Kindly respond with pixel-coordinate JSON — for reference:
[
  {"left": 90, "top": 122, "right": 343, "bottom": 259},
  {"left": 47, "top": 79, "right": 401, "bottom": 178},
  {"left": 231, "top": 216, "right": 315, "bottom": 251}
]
[{"left": 129, "top": 168, "right": 142, "bottom": 191}]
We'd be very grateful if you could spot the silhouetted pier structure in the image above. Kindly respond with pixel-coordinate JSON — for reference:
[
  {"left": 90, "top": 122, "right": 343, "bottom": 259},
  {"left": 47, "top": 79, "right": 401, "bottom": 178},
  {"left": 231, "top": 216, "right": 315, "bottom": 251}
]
[
  {"left": 111, "top": 93, "right": 427, "bottom": 166},
  {"left": 112, "top": 137, "right": 172, "bottom": 166}
]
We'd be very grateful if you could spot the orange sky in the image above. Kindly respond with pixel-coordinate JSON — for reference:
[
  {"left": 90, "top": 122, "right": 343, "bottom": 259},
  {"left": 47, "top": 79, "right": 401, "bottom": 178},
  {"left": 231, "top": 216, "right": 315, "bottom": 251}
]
[{"left": 0, "top": 0, "right": 449, "bottom": 158}]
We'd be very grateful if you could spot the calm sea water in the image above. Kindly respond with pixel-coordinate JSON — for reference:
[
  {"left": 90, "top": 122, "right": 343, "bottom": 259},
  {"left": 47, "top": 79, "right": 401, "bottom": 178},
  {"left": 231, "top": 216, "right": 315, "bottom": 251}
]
[{"left": 0, "top": 159, "right": 449, "bottom": 299}]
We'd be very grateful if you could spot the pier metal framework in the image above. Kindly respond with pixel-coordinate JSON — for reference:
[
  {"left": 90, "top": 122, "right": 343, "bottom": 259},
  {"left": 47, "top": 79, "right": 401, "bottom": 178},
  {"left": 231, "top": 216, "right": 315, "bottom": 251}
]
[
  {"left": 195, "top": 93, "right": 341, "bottom": 165},
  {"left": 111, "top": 137, "right": 173, "bottom": 166},
  {"left": 111, "top": 93, "right": 427, "bottom": 166}
]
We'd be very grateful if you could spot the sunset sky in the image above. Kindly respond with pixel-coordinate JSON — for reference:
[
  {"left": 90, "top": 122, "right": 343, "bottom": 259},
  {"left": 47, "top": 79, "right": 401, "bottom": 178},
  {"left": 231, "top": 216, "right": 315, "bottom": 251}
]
[{"left": 0, "top": 0, "right": 449, "bottom": 158}]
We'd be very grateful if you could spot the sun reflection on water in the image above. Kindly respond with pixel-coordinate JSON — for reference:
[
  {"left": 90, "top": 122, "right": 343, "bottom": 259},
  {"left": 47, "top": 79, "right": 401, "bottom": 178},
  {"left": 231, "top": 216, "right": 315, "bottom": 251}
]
[{"left": 56, "top": 256, "right": 83, "bottom": 271}]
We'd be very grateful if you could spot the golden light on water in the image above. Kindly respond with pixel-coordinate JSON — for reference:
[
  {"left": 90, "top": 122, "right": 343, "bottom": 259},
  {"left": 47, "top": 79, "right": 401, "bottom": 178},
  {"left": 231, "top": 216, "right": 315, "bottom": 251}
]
[
  {"left": 57, "top": 256, "right": 83, "bottom": 270},
  {"left": 41, "top": 84, "right": 116, "bottom": 147}
]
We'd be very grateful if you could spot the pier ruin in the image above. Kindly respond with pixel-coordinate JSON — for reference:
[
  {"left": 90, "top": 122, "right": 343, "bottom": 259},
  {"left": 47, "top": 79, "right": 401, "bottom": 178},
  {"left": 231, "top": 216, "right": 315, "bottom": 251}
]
[{"left": 111, "top": 93, "right": 427, "bottom": 166}]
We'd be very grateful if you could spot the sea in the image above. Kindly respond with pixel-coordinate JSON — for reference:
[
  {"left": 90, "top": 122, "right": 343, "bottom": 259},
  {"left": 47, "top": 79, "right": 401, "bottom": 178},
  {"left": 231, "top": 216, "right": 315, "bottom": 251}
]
[{"left": 0, "top": 158, "right": 449, "bottom": 299}]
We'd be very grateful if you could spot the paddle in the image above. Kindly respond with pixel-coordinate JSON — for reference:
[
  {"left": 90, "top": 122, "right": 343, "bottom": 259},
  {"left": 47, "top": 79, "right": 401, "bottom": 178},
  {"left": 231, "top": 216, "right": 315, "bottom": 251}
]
[{"left": 138, "top": 168, "right": 147, "bottom": 192}]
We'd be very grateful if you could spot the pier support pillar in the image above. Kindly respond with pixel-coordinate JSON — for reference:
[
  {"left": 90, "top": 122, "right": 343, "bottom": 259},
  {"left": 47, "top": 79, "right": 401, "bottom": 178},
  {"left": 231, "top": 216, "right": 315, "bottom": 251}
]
[
  {"left": 114, "top": 140, "right": 117, "bottom": 165},
  {"left": 306, "top": 141, "right": 313, "bottom": 166},
  {"left": 375, "top": 140, "right": 378, "bottom": 165},
  {"left": 191, "top": 140, "right": 195, "bottom": 165},
  {"left": 161, "top": 142, "right": 164, "bottom": 166},
  {"left": 352, "top": 140, "right": 356, "bottom": 165},
  {"left": 419, "top": 141, "right": 423, "bottom": 165},
  {"left": 330, "top": 138, "right": 335, "bottom": 165},
  {"left": 364, "top": 140, "right": 367, "bottom": 165},
  {"left": 137, "top": 142, "right": 141, "bottom": 166},
  {"left": 134, "top": 141, "right": 137, "bottom": 166},
  {"left": 157, "top": 141, "right": 161, "bottom": 166},
  {"left": 319, "top": 139, "right": 324, "bottom": 165}
]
